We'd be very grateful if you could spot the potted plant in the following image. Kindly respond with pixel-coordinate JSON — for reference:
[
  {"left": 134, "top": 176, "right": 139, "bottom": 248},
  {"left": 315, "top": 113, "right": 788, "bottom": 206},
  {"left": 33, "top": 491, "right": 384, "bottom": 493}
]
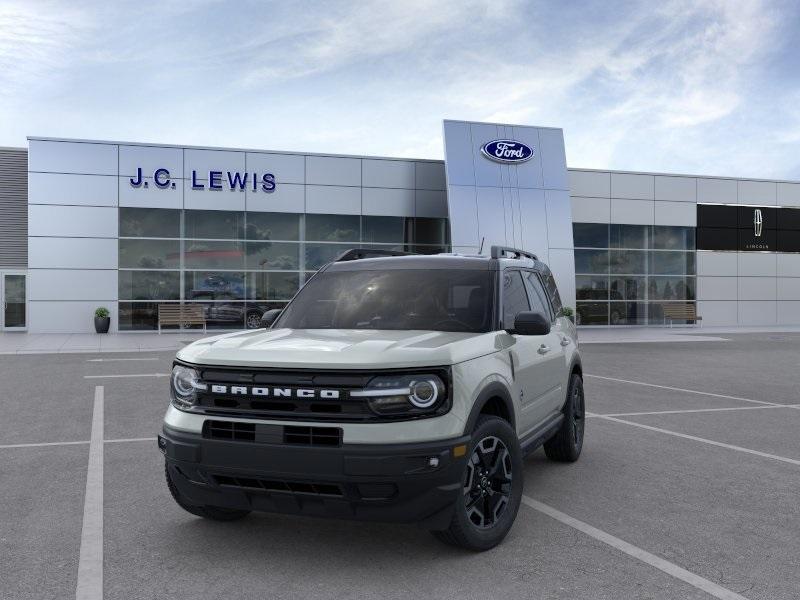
[
  {"left": 94, "top": 307, "right": 110, "bottom": 334},
  {"left": 560, "top": 306, "right": 575, "bottom": 324}
]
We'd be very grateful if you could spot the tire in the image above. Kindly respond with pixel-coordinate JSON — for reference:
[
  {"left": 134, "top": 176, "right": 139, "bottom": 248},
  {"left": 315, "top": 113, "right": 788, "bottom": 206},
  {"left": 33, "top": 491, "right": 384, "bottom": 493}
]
[
  {"left": 543, "top": 373, "right": 585, "bottom": 462},
  {"left": 164, "top": 463, "right": 251, "bottom": 521},
  {"left": 432, "top": 416, "right": 523, "bottom": 551},
  {"left": 245, "top": 311, "right": 262, "bottom": 329}
]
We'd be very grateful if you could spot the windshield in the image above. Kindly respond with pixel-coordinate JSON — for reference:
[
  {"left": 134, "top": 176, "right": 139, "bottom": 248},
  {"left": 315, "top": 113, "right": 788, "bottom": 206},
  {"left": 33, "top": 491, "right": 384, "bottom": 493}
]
[{"left": 275, "top": 269, "right": 495, "bottom": 332}]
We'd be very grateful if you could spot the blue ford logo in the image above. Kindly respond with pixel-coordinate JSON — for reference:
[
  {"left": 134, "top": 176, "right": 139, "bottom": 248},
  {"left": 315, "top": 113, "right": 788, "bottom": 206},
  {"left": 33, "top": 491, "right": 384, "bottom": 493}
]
[{"left": 481, "top": 139, "right": 534, "bottom": 163}]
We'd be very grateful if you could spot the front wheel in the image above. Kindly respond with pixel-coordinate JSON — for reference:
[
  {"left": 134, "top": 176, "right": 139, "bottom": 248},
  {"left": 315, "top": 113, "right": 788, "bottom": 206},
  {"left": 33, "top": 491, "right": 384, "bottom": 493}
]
[
  {"left": 543, "top": 373, "right": 585, "bottom": 462},
  {"left": 432, "top": 416, "right": 523, "bottom": 551}
]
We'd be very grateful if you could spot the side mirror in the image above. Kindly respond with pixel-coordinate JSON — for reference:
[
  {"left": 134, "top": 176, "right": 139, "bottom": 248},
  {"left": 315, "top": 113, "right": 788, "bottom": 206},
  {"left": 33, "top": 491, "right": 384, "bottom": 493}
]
[
  {"left": 260, "top": 309, "right": 282, "bottom": 329},
  {"left": 509, "top": 311, "right": 550, "bottom": 336}
]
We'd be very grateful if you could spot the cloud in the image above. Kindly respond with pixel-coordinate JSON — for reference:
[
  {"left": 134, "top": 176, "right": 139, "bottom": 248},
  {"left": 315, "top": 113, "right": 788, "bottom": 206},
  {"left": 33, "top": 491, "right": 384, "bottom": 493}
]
[{"left": 0, "top": 1, "right": 93, "bottom": 98}]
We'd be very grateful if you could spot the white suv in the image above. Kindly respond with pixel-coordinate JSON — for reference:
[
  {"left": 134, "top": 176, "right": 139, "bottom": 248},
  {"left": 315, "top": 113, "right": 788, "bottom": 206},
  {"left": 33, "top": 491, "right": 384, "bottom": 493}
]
[{"left": 159, "top": 246, "right": 585, "bottom": 551}]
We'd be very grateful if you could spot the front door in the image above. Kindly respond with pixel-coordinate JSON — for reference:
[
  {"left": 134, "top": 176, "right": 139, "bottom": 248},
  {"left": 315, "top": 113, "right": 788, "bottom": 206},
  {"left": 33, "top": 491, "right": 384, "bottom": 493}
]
[
  {"left": 1, "top": 272, "right": 27, "bottom": 330},
  {"left": 501, "top": 270, "right": 563, "bottom": 435}
]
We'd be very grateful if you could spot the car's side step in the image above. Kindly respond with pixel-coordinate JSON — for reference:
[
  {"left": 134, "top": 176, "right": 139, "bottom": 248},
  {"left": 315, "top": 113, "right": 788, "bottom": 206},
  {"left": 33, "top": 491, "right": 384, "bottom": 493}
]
[{"left": 520, "top": 413, "right": 564, "bottom": 456}]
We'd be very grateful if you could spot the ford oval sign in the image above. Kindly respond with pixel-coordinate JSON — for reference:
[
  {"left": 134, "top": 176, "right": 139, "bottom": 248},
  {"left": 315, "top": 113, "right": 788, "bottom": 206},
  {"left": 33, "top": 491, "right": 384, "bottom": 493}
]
[{"left": 481, "top": 140, "right": 534, "bottom": 163}]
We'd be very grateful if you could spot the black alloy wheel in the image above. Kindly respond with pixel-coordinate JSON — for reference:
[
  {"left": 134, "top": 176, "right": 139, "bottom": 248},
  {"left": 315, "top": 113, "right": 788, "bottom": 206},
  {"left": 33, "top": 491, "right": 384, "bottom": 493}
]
[
  {"left": 464, "top": 436, "right": 513, "bottom": 529},
  {"left": 431, "top": 416, "right": 523, "bottom": 551}
]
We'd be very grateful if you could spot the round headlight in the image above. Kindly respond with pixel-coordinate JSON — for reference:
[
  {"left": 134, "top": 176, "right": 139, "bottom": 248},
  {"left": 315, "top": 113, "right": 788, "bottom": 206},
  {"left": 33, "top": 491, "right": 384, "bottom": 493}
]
[
  {"left": 170, "top": 365, "right": 204, "bottom": 409},
  {"left": 409, "top": 379, "right": 439, "bottom": 408}
]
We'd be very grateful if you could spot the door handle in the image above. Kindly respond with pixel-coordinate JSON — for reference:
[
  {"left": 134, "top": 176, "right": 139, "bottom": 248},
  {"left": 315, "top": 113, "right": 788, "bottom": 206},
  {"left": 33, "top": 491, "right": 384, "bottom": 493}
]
[
  {"left": 560, "top": 337, "right": 570, "bottom": 347},
  {"left": 537, "top": 344, "right": 550, "bottom": 355}
]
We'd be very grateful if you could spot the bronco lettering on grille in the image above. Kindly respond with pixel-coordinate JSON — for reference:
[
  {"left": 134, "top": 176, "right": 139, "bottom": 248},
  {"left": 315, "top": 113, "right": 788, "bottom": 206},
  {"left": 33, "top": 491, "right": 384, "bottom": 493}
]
[{"left": 209, "top": 385, "right": 340, "bottom": 399}]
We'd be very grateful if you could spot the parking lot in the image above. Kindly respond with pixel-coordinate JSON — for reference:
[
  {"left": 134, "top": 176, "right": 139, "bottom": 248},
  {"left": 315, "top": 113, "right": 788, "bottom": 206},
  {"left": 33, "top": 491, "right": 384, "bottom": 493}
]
[{"left": 2, "top": 332, "right": 799, "bottom": 600}]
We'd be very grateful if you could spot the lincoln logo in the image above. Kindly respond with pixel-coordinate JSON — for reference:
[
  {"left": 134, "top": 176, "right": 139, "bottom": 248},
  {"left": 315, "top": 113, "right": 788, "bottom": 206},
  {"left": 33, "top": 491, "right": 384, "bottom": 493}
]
[
  {"left": 754, "top": 209, "right": 763, "bottom": 237},
  {"left": 210, "top": 385, "right": 340, "bottom": 399},
  {"left": 480, "top": 140, "right": 534, "bottom": 163}
]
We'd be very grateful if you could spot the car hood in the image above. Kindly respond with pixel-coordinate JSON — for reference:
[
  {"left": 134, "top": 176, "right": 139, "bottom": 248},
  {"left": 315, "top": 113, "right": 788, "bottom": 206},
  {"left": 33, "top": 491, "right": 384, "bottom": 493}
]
[{"left": 176, "top": 328, "right": 501, "bottom": 369}]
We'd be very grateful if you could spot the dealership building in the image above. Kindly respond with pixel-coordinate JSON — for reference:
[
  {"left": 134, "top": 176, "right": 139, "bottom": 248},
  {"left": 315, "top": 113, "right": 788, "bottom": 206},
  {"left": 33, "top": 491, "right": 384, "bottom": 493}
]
[{"left": 0, "top": 119, "right": 799, "bottom": 333}]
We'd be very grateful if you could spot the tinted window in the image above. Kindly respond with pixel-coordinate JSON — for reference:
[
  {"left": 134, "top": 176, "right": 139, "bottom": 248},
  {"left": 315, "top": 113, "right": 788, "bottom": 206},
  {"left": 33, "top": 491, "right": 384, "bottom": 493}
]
[
  {"left": 573, "top": 223, "right": 609, "bottom": 248},
  {"left": 522, "top": 272, "right": 551, "bottom": 319},
  {"left": 540, "top": 267, "right": 563, "bottom": 314},
  {"left": 184, "top": 210, "right": 244, "bottom": 239},
  {"left": 362, "top": 216, "right": 410, "bottom": 243},
  {"left": 575, "top": 249, "right": 609, "bottom": 274},
  {"left": 275, "top": 269, "right": 494, "bottom": 333},
  {"left": 245, "top": 212, "right": 300, "bottom": 241},
  {"left": 120, "top": 208, "right": 180, "bottom": 238},
  {"left": 119, "top": 239, "right": 180, "bottom": 269},
  {"left": 610, "top": 224, "right": 648, "bottom": 249},
  {"left": 501, "top": 270, "right": 530, "bottom": 330},
  {"left": 306, "top": 214, "right": 359, "bottom": 242}
]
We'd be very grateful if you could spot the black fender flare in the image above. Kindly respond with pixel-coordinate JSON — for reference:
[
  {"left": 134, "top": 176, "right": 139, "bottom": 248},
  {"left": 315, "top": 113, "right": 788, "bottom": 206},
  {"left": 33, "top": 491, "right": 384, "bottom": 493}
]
[
  {"left": 559, "top": 355, "right": 584, "bottom": 412},
  {"left": 463, "top": 381, "right": 516, "bottom": 435}
]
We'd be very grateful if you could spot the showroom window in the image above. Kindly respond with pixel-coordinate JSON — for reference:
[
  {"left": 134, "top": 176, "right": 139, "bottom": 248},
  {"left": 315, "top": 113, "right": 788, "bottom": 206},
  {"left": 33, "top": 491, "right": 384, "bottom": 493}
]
[
  {"left": 573, "top": 223, "right": 696, "bottom": 326},
  {"left": 118, "top": 209, "right": 449, "bottom": 330}
]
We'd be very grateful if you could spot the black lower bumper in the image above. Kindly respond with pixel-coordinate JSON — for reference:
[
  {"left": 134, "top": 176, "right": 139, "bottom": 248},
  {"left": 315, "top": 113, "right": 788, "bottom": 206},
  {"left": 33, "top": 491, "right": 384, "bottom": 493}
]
[{"left": 159, "top": 425, "right": 470, "bottom": 530}]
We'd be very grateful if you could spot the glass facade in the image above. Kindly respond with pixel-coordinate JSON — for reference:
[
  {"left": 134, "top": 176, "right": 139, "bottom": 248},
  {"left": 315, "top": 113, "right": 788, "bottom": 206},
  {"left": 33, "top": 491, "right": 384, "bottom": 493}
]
[
  {"left": 573, "top": 223, "right": 696, "bottom": 326},
  {"left": 118, "top": 208, "right": 449, "bottom": 330}
]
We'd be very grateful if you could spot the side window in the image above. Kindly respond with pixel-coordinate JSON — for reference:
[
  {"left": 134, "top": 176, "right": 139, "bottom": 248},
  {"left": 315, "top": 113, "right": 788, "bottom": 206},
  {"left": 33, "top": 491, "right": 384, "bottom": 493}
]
[
  {"left": 522, "top": 271, "right": 552, "bottom": 320},
  {"left": 541, "top": 268, "right": 563, "bottom": 314},
  {"left": 502, "top": 270, "right": 531, "bottom": 329}
]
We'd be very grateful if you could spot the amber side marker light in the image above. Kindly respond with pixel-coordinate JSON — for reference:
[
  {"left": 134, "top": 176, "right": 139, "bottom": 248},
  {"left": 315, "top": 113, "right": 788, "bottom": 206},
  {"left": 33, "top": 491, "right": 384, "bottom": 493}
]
[{"left": 453, "top": 444, "right": 467, "bottom": 458}]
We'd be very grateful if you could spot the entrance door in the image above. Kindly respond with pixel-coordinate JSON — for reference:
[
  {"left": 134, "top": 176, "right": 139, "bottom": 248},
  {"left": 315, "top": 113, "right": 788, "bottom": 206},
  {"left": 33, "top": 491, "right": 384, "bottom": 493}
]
[{"left": 2, "top": 273, "right": 27, "bottom": 330}]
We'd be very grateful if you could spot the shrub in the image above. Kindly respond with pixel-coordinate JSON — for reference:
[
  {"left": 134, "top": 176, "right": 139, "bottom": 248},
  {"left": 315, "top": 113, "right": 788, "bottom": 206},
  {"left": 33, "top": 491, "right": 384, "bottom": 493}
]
[{"left": 95, "top": 307, "right": 110, "bottom": 319}]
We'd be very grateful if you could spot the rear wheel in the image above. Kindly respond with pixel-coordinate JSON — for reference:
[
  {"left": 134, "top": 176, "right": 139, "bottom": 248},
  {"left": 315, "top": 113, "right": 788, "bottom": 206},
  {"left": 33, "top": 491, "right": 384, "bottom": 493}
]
[
  {"left": 432, "top": 416, "right": 523, "bottom": 551},
  {"left": 165, "top": 463, "right": 250, "bottom": 521},
  {"left": 543, "top": 373, "right": 585, "bottom": 462}
]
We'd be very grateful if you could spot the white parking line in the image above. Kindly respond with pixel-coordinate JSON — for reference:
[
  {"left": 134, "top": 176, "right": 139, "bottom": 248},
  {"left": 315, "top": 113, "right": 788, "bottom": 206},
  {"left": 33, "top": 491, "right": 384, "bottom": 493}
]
[
  {"left": 0, "top": 438, "right": 158, "bottom": 449},
  {"left": 589, "top": 404, "right": 800, "bottom": 418},
  {"left": 83, "top": 373, "right": 169, "bottom": 379},
  {"left": 586, "top": 374, "right": 779, "bottom": 406},
  {"left": 75, "top": 386, "right": 104, "bottom": 600},
  {"left": 595, "top": 414, "right": 800, "bottom": 467},
  {"left": 522, "top": 496, "right": 750, "bottom": 600},
  {"left": 86, "top": 357, "right": 160, "bottom": 362},
  {"left": 0, "top": 440, "right": 90, "bottom": 449}
]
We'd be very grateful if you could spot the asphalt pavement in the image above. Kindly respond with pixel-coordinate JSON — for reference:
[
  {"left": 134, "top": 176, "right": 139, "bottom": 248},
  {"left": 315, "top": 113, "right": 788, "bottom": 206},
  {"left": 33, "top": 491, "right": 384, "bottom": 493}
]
[{"left": 1, "top": 332, "right": 799, "bottom": 599}]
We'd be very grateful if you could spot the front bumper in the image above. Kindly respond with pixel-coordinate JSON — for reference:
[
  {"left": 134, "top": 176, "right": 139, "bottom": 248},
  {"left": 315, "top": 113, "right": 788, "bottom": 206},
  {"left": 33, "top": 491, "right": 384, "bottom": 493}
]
[{"left": 160, "top": 424, "right": 470, "bottom": 530}]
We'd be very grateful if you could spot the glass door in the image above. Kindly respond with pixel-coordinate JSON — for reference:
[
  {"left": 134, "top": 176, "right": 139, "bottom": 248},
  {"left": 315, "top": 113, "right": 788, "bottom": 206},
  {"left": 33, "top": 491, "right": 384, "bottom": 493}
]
[{"left": 2, "top": 273, "right": 27, "bottom": 330}]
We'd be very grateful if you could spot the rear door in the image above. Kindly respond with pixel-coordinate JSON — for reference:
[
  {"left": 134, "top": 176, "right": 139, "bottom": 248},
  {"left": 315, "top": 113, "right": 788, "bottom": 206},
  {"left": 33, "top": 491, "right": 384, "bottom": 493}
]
[{"left": 500, "top": 270, "right": 561, "bottom": 435}]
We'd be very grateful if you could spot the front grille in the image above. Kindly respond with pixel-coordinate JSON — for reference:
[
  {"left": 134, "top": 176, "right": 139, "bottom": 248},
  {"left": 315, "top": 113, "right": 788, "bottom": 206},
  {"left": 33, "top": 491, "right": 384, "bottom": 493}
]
[
  {"left": 189, "top": 365, "right": 451, "bottom": 422},
  {"left": 212, "top": 474, "right": 343, "bottom": 497},
  {"left": 205, "top": 420, "right": 255, "bottom": 441},
  {"left": 203, "top": 420, "right": 343, "bottom": 447},
  {"left": 283, "top": 425, "right": 342, "bottom": 447}
]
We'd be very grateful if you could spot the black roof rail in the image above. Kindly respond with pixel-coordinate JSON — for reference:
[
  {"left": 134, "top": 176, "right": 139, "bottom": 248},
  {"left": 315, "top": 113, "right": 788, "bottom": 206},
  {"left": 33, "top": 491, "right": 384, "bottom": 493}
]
[
  {"left": 334, "top": 248, "right": 416, "bottom": 262},
  {"left": 490, "top": 245, "right": 538, "bottom": 261}
]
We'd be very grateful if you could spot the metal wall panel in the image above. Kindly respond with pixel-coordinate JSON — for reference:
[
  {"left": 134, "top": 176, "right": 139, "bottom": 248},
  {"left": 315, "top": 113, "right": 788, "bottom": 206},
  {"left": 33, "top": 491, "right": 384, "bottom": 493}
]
[{"left": 0, "top": 148, "right": 27, "bottom": 267}]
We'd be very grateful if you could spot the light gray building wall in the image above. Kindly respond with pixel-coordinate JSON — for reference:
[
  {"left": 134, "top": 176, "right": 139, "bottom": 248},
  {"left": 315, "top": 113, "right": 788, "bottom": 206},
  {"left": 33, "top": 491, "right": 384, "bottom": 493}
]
[
  {"left": 26, "top": 138, "right": 448, "bottom": 333},
  {"left": 569, "top": 168, "right": 800, "bottom": 326},
  {"left": 443, "top": 120, "right": 575, "bottom": 310},
  {"left": 0, "top": 147, "right": 27, "bottom": 268}
]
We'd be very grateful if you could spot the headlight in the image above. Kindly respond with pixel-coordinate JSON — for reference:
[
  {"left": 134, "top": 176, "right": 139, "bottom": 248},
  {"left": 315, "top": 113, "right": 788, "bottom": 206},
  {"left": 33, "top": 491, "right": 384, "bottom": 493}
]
[
  {"left": 170, "top": 365, "right": 206, "bottom": 410},
  {"left": 352, "top": 373, "right": 448, "bottom": 417}
]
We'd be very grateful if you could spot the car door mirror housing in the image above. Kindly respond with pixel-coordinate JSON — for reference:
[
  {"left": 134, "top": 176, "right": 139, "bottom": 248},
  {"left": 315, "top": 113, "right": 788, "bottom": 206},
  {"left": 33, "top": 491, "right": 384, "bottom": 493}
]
[
  {"left": 260, "top": 309, "right": 282, "bottom": 328},
  {"left": 509, "top": 311, "right": 550, "bottom": 336}
]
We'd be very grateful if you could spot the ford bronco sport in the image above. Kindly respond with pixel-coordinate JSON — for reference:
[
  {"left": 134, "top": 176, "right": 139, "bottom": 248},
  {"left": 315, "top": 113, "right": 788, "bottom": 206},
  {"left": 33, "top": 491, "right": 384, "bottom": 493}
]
[{"left": 159, "top": 246, "right": 585, "bottom": 551}]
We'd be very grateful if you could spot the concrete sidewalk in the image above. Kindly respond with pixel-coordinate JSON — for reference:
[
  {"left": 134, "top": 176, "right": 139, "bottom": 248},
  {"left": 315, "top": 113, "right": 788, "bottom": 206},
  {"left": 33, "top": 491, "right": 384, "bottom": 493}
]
[
  {"left": 0, "top": 332, "right": 210, "bottom": 354},
  {"left": 577, "top": 324, "right": 800, "bottom": 344}
]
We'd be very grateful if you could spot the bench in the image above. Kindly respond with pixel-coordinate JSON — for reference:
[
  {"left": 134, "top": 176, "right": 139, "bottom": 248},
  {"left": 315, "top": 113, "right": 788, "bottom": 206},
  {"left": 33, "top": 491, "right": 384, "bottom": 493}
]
[
  {"left": 662, "top": 303, "right": 702, "bottom": 327},
  {"left": 158, "top": 304, "right": 207, "bottom": 333}
]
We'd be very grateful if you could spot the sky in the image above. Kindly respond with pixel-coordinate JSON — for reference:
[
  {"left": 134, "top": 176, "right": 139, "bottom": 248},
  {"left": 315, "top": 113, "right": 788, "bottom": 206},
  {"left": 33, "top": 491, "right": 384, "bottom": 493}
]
[{"left": 1, "top": 0, "right": 799, "bottom": 179}]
